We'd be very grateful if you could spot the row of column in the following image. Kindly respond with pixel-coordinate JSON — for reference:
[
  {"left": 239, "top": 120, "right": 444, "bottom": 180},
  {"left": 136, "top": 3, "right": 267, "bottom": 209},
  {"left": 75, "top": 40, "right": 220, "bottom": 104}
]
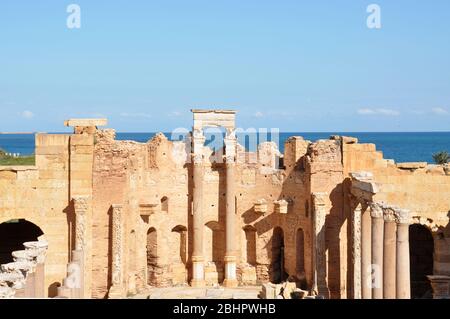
[
  {"left": 191, "top": 130, "right": 238, "bottom": 287},
  {"left": 355, "top": 202, "right": 411, "bottom": 299},
  {"left": 0, "top": 241, "right": 48, "bottom": 299}
]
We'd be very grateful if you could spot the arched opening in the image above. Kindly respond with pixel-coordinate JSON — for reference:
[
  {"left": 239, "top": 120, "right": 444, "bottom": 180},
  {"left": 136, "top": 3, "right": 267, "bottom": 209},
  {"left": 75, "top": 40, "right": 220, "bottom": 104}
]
[
  {"left": 296, "top": 228, "right": 306, "bottom": 287},
  {"left": 171, "top": 225, "right": 188, "bottom": 265},
  {"left": 271, "top": 227, "right": 287, "bottom": 284},
  {"left": 146, "top": 227, "right": 158, "bottom": 286},
  {"left": 409, "top": 224, "right": 434, "bottom": 299},
  {"left": 161, "top": 197, "right": 169, "bottom": 213},
  {"left": 243, "top": 225, "right": 257, "bottom": 266},
  {"left": 0, "top": 219, "right": 44, "bottom": 264}
]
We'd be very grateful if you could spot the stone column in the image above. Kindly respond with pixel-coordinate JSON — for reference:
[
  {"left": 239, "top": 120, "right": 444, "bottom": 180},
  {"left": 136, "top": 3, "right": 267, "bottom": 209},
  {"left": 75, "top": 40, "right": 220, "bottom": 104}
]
[
  {"left": 361, "top": 204, "right": 372, "bottom": 299},
  {"left": 395, "top": 209, "right": 411, "bottom": 299},
  {"left": 383, "top": 209, "right": 396, "bottom": 299},
  {"left": 11, "top": 250, "right": 37, "bottom": 298},
  {"left": 223, "top": 133, "right": 238, "bottom": 287},
  {"left": 109, "top": 204, "right": 125, "bottom": 298},
  {"left": 311, "top": 193, "right": 330, "bottom": 298},
  {"left": 370, "top": 203, "right": 384, "bottom": 299},
  {"left": 191, "top": 131, "right": 206, "bottom": 287},
  {"left": 24, "top": 241, "right": 48, "bottom": 298},
  {"left": 351, "top": 203, "right": 362, "bottom": 299}
]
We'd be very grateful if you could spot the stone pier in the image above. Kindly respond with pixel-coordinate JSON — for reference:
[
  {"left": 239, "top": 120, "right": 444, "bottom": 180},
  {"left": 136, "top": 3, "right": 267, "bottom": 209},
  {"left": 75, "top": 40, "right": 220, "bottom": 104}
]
[
  {"left": 109, "top": 204, "right": 125, "bottom": 298},
  {"left": 311, "top": 192, "right": 330, "bottom": 298}
]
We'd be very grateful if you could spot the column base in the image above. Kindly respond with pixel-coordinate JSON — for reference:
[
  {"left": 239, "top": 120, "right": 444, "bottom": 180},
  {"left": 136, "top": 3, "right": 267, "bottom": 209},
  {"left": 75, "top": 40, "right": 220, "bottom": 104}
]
[
  {"left": 190, "top": 279, "right": 206, "bottom": 288},
  {"left": 223, "top": 256, "right": 238, "bottom": 288},
  {"left": 108, "top": 285, "right": 125, "bottom": 299},
  {"left": 191, "top": 256, "right": 205, "bottom": 287}
]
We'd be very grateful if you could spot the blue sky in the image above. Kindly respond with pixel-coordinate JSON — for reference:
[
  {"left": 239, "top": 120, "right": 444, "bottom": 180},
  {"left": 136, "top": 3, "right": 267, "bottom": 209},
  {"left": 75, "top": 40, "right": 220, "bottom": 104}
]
[{"left": 0, "top": 1, "right": 449, "bottom": 132}]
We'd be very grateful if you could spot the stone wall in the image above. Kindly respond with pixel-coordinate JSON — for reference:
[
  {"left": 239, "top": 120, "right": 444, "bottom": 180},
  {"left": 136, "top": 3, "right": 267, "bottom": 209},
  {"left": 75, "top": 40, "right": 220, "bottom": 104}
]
[{"left": 0, "top": 116, "right": 449, "bottom": 299}]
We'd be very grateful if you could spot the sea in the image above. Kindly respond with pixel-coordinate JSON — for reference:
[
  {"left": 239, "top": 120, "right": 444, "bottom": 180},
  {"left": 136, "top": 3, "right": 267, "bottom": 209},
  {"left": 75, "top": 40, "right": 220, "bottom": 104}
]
[{"left": 1, "top": 132, "right": 449, "bottom": 164}]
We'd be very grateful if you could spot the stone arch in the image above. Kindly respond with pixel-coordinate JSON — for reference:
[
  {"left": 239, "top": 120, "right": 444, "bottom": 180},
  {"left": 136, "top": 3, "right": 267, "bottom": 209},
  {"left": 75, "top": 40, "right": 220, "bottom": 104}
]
[
  {"left": 271, "top": 227, "right": 287, "bottom": 284},
  {"left": 242, "top": 225, "right": 257, "bottom": 266},
  {"left": 296, "top": 228, "right": 306, "bottom": 284},
  {"left": 146, "top": 227, "right": 158, "bottom": 286},
  {"left": 0, "top": 219, "right": 44, "bottom": 264},
  {"left": 161, "top": 196, "right": 169, "bottom": 213},
  {"left": 409, "top": 223, "right": 434, "bottom": 299}
]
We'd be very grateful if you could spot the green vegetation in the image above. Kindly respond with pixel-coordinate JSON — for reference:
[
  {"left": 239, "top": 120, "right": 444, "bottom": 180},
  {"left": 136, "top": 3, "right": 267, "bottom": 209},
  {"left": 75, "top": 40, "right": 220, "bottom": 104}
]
[
  {"left": 0, "top": 148, "right": 35, "bottom": 166},
  {"left": 432, "top": 151, "right": 450, "bottom": 165}
]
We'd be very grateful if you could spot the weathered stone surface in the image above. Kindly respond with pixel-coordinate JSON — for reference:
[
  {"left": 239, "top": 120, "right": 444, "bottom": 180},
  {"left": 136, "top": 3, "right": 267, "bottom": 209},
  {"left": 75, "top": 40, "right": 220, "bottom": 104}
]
[{"left": 0, "top": 110, "right": 449, "bottom": 300}]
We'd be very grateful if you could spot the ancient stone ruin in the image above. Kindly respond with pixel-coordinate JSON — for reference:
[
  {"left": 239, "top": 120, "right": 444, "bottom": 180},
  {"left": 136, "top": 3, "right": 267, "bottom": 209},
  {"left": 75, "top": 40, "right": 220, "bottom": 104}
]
[{"left": 0, "top": 109, "right": 449, "bottom": 299}]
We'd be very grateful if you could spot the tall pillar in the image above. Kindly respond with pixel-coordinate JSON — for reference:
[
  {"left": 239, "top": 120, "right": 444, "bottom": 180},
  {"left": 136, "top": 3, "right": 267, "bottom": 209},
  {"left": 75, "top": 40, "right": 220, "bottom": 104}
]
[
  {"left": 351, "top": 203, "right": 362, "bottom": 299},
  {"left": 311, "top": 193, "right": 330, "bottom": 298},
  {"left": 191, "top": 131, "right": 206, "bottom": 287},
  {"left": 361, "top": 204, "right": 372, "bottom": 299},
  {"left": 109, "top": 204, "right": 125, "bottom": 298},
  {"left": 395, "top": 209, "right": 411, "bottom": 299},
  {"left": 370, "top": 203, "right": 384, "bottom": 299},
  {"left": 223, "top": 133, "right": 238, "bottom": 287},
  {"left": 383, "top": 209, "right": 396, "bottom": 299}
]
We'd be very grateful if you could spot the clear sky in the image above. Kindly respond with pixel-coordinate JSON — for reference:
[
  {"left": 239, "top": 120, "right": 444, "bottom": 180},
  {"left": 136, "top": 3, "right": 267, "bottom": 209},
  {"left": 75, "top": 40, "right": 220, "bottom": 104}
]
[{"left": 1, "top": 1, "right": 449, "bottom": 132}]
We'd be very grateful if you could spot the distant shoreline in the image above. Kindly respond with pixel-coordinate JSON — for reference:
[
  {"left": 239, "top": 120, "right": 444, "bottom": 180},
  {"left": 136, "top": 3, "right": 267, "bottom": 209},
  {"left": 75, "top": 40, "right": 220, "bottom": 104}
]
[{"left": 0, "top": 132, "right": 41, "bottom": 135}]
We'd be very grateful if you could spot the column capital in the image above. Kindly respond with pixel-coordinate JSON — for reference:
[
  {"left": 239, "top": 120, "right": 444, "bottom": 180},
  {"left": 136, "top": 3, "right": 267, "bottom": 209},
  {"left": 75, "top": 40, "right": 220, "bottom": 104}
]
[
  {"left": 369, "top": 202, "right": 384, "bottom": 219},
  {"left": 0, "top": 272, "right": 26, "bottom": 290},
  {"left": 192, "top": 153, "right": 204, "bottom": 165},
  {"left": 24, "top": 241, "right": 48, "bottom": 264},
  {"left": 395, "top": 209, "right": 411, "bottom": 225},
  {"left": 383, "top": 207, "right": 397, "bottom": 223}
]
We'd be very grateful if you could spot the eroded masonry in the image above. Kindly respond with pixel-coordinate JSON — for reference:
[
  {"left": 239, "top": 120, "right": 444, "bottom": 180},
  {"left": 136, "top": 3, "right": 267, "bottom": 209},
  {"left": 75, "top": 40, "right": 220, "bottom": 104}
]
[{"left": 0, "top": 110, "right": 449, "bottom": 299}]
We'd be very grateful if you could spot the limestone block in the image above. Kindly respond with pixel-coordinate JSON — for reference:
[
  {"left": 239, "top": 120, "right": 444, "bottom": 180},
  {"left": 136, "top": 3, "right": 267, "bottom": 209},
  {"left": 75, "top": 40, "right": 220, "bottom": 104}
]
[
  {"left": 260, "top": 283, "right": 277, "bottom": 299},
  {"left": 274, "top": 199, "right": 288, "bottom": 214},
  {"left": 254, "top": 199, "right": 268, "bottom": 214},
  {"left": 282, "top": 281, "right": 297, "bottom": 299},
  {"left": 65, "top": 119, "right": 108, "bottom": 128},
  {"left": 396, "top": 162, "right": 427, "bottom": 170}
]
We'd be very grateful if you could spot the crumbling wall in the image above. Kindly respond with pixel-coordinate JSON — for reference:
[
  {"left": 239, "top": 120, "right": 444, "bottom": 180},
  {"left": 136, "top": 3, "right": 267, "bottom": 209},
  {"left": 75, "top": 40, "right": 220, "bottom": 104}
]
[
  {"left": 0, "top": 134, "right": 72, "bottom": 297},
  {"left": 342, "top": 138, "right": 450, "bottom": 278}
]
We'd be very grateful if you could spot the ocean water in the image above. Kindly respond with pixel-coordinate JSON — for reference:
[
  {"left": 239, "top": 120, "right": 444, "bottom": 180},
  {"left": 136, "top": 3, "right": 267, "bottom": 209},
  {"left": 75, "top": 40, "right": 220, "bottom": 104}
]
[{"left": 1, "top": 132, "right": 449, "bottom": 164}]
